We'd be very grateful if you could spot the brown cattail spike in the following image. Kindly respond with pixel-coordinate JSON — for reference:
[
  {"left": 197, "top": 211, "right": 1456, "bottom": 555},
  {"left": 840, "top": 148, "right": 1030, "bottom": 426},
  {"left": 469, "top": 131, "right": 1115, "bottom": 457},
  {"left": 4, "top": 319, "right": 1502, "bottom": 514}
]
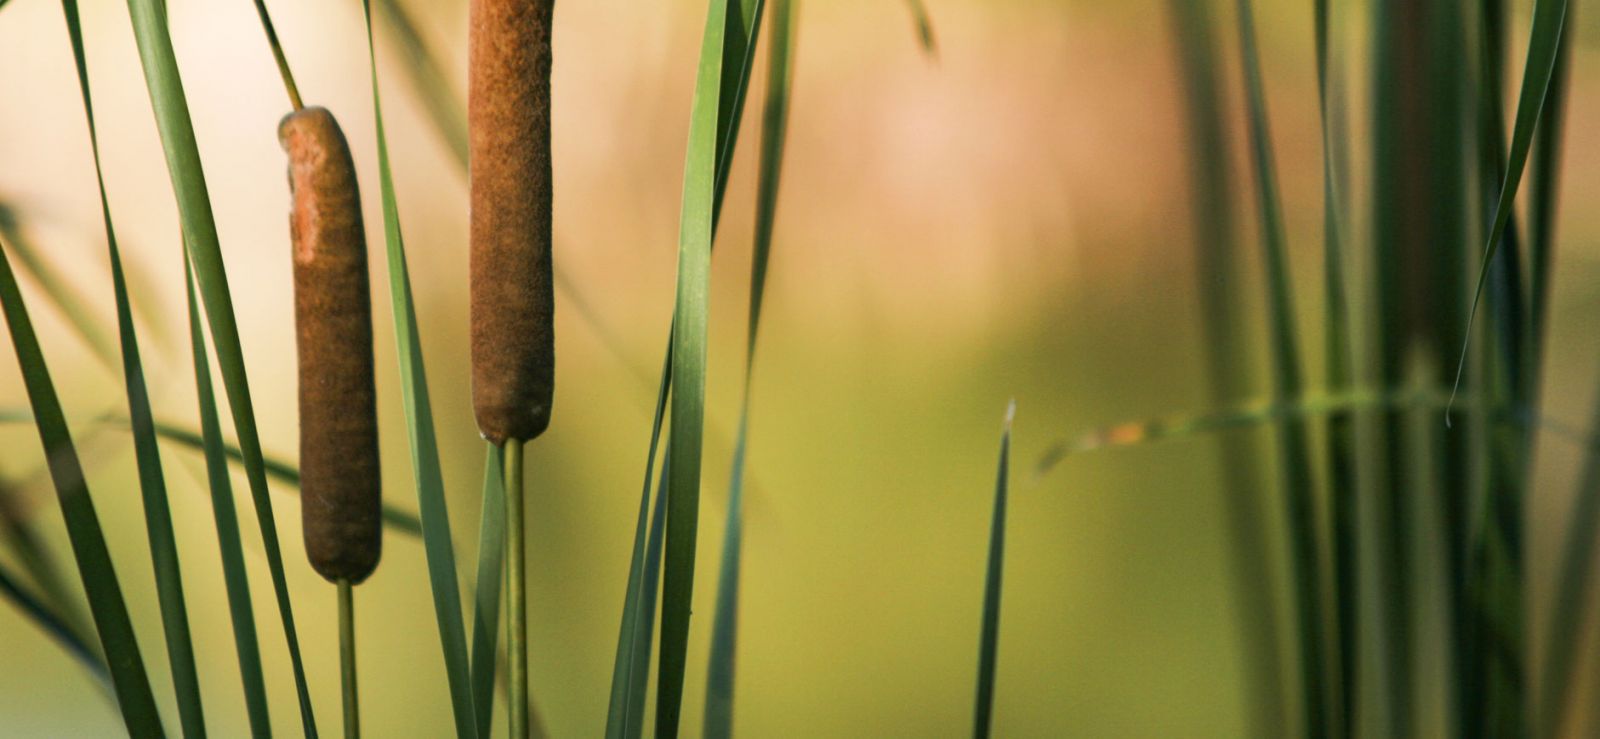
[
  {"left": 280, "top": 107, "right": 382, "bottom": 584},
  {"left": 469, "top": 0, "right": 556, "bottom": 445}
]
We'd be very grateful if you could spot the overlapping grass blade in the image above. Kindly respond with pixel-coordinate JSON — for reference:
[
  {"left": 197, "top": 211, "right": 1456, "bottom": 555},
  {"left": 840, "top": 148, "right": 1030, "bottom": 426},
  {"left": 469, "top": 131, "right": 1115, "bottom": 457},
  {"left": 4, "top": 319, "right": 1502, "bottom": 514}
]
[
  {"left": 1451, "top": 0, "right": 1570, "bottom": 405},
  {"left": 0, "top": 205, "right": 117, "bottom": 368},
  {"left": 0, "top": 236, "right": 164, "bottom": 736},
  {"left": 1526, "top": 13, "right": 1572, "bottom": 388},
  {"left": 358, "top": 1, "right": 478, "bottom": 734},
  {"left": 658, "top": 1, "right": 733, "bottom": 731},
  {"left": 470, "top": 443, "right": 506, "bottom": 739},
  {"left": 184, "top": 259, "right": 270, "bottom": 737},
  {"left": 1540, "top": 385, "right": 1600, "bottom": 738},
  {"left": 0, "top": 410, "right": 426, "bottom": 537},
  {"left": 704, "top": 2, "right": 794, "bottom": 733},
  {"left": 972, "top": 402, "right": 1014, "bottom": 739},
  {"left": 373, "top": 0, "right": 467, "bottom": 168},
  {"left": 1233, "top": 0, "right": 1328, "bottom": 734},
  {"left": 1161, "top": 1, "right": 1285, "bottom": 734},
  {"left": 0, "top": 558, "right": 108, "bottom": 685},
  {"left": 60, "top": 3, "right": 204, "bottom": 732},
  {"left": 122, "top": 2, "right": 318, "bottom": 731},
  {"left": 1313, "top": 0, "right": 1358, "bottom": 730}
]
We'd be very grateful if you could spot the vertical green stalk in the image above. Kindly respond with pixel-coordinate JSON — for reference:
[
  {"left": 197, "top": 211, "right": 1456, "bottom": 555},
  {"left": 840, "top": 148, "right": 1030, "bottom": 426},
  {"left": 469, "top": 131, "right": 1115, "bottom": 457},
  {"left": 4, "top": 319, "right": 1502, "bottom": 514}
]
[
  {"left": 1314, "top": 0, "right": 1358, "bottom": 733},
  {"left": 340, "top": 580, "right": 359, "bottom": 739},
  {"left": 505, "top": 442, "right": 528, "bottom": 739},
  {"left": 1234, "top": 1, "right": 1329, "bottom": 735},
  {"left": 1164, "top": 2, "right": 1285, "bottom": 734},
  {"left": 471, "top": 444, "right": 508, "bottom": 739}
]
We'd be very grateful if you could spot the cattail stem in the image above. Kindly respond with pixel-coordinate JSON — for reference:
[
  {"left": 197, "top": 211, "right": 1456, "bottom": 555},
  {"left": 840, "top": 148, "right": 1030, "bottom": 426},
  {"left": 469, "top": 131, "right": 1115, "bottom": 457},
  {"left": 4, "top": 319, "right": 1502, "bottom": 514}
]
[
  {"left": 250, "top": 0, "right": 303, "bottom": 110},
  {"left": 338, "top": 579, "right": 359, "bottom": 739},
  {"left": 505, "top": 441, "right": 529, "bottom": 738}
]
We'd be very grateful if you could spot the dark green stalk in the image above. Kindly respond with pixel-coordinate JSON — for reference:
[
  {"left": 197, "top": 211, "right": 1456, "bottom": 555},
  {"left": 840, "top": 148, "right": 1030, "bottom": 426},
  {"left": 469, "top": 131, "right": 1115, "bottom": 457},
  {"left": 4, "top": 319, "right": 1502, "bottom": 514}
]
[
  {"left": 471, "top": 444, "right": 508, "bottom": 739},
  {"left": 1234, "top": 1, "right": 1329, "bottom": 735},
  {"left": 249, "top": 0, "right": 303, "bottom": 110},
  {"left": 340, "top": 580, "right": 359, "bottom": 739},
  {"left": 506, "top": 442, "right": 528, "bottom": 739},
  {"left": 1314, "top": 1, "right": 1357, "bottom": 733},
  {"left": 1163, "top": 2, "right": 1286, "bottom": 734}
]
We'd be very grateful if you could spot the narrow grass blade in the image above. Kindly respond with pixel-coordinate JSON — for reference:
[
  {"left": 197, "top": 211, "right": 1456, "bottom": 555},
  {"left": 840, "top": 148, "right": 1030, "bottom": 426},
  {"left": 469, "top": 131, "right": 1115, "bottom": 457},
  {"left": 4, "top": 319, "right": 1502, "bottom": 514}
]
[
  {"left": 142, "top": 418, "right": 424, "bottom": 536},
  {"left": 0, "top": 558, "right": 109, "bottom": 685},
  {"left": 659, "top": 0, "right": 737, "bottom": 731},
  {"left": 358, "top": 1, "right": 479, "bottom": 734},
  {"left": 0, "top": 411, "right": 425, "bottom": 537},
  {"left": 373, "top": 0, "right": 467, "bottom": 169},
  {"left": 0, "top": 237, "right": 164, "bottom": 736},
  {"left": 972, "top": 402, "right": 1015, "bottom": 739},
  {"left": 122, "top": 2, "right": 318, "bottom": 731},
  {"left": 905, "top": 0, "right": 936, "bottom": 57},
  {"left": 1539, "top": 350, "right": 1600, "bottom": 738},
  {"left": 605, "top": 405, "right": 670, "bottom": 739},
  {"left": 1162, "top": 2, "right": 1285, "bottom": 733},
  {"left": 704, "top": 3, "right": 794, "bottom": 733},
  {"left": 0, "top": 205, "right": 117, "bottom": 368},
  {"left": 183, "top": 260, "right": 271, "bottom": 737},
  {"left": 60, "top": 3, "right": 204, "bottom": 732},
  {"left": 1451, "top": 0, "right": 1570, "bottom": 408},
  {"left": 1526, "top": 13, "right": 1573, "bottom": 388},
  {"left": 1233, "top": 1, "right": 1329, "bottom": 735},
  {"left": 1313, "top": 0, "right": 1358, "bottom": 732},
  {"left": 470, "top": 443, "right": 506, "bottom": 739}
]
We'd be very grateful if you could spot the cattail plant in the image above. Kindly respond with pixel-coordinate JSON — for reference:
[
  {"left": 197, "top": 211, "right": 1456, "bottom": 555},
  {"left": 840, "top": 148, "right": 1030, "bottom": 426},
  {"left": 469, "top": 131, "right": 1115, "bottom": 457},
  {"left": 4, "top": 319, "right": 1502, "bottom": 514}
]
[
  {"left": 470, "top": 0, "right": 556, "bottom": 736},
  {"left": 280, "top": 105, "right": 380, "bottom": 738}
]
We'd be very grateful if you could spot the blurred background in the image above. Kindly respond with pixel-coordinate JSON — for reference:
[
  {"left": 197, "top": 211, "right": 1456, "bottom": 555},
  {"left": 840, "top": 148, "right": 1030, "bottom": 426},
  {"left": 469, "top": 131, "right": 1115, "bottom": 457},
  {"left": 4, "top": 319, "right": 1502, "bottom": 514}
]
[{"left": 1, "top": 0, "right": 1599, "bottom": 735}]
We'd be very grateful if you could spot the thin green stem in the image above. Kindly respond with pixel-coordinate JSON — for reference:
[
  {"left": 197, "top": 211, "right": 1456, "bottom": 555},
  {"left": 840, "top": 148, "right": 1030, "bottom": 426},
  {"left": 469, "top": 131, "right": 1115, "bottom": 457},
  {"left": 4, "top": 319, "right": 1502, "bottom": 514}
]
[
  {"left": 339, "top": 580, "right": 358, "bottom": 739},
  {"left": 505, "top": 441, "right": 528, "bottom": 739},
  {"left": 249, "top": 0, "right": 303, "bottom": 110}
]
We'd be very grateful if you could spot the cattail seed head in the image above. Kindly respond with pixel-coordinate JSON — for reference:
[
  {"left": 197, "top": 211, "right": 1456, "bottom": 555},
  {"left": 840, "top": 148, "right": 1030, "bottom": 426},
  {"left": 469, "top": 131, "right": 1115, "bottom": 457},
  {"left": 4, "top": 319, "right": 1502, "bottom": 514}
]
[
  {"left": 280, "top": 106, "right": 382, "bottom": 584},
  {"left": 469, "top": 0, "right": 556, "bottom": 445}
]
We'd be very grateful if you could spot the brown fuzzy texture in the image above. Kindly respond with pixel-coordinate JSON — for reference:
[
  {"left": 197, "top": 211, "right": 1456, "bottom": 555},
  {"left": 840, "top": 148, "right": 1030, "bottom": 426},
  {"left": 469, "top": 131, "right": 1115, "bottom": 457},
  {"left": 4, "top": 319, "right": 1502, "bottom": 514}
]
[
  {"left": 280, "top": 107, "right": 382, "bottom": 584},
  {"left": 469, "top": 0, "right": 556, "bottom": 445}
]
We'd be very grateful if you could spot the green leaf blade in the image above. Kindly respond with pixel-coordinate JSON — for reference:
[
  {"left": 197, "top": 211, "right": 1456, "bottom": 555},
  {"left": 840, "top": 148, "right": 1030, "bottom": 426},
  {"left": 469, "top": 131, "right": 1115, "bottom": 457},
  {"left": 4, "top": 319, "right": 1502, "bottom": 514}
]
[
  {"left": 972, "top": 403, "right": 1014, "bottom": 739},
  {"left": 122, "top": 0, "right": 319, "bottom": 733},
  {"left": 60, "top": 2, "right": 204, "bottom": 732},
  {"left": 358, "top": 1, "right": 479, "bottom": 735},
  {"left": 184, "top": 260, "right": 271, "bottom": 738},
  {"left": 0, "top": 235, "right": 164, "bottom": 738}
]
